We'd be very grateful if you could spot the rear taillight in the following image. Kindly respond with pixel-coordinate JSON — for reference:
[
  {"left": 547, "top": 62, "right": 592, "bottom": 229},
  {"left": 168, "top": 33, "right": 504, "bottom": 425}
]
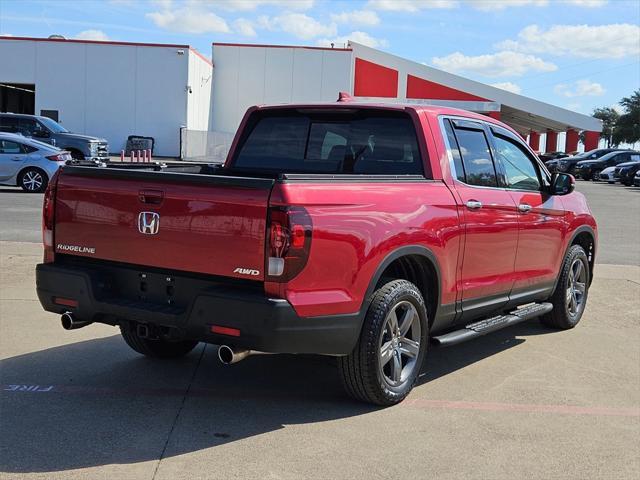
[
  {"left": 266, "top": 206, "right": 312, "bottom": 282},
  {"left": 46, "top": 152, "right": 72, "bottom": 162},
  {"left": 42, "top": 170, "right": 61, "bottom": 263}
]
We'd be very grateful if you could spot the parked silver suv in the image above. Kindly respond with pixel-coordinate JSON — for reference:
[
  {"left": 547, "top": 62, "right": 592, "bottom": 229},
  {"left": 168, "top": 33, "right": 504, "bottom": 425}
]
[{"left": 0, "top": 113, "right": 109, "bottom": 161}]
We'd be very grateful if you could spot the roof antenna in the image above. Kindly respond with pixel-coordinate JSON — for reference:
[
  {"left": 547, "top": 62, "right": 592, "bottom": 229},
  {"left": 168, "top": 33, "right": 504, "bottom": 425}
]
[{"left": 337, "top": 91, "right": 353, "bottom": 102}]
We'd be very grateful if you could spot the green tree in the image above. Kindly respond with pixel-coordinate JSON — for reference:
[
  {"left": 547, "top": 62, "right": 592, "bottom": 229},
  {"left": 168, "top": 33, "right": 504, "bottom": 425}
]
[
  {"left": 613, "top": 90, "right": 640, "bottom": 146},
  {"left": 592, "top": 107, "right": 620, "bottom": 147}
]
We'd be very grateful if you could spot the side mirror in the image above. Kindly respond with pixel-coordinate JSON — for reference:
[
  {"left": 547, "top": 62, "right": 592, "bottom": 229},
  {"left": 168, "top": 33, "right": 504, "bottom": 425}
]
[
  {"left": 32, "top": 129, "right": 50, "bottom": 138},
  {"left": 551, "top": 172, "right": 575, "bottom": 195}
]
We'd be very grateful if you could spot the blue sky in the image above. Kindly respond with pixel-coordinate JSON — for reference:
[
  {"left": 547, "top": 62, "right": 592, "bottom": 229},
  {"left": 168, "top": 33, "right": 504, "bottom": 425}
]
[{"left": 1, "top": 0, "right": 638, "bottom": 116}]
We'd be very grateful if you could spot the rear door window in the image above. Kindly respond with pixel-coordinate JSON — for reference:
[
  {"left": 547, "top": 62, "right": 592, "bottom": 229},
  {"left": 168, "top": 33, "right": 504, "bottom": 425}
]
[
  {"left": 232, "top": 110, "right": 423, "bottom": 175},
  {"left": 450, "top": 124, "right": 498, "bottom": 187},
  {"left": 0, "top": 140, "right": 22, "bottom": 154}
]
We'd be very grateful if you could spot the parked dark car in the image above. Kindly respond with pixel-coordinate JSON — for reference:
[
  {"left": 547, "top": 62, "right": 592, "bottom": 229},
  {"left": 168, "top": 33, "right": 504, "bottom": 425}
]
[
  {"left": 549, "top": 148, "right": 622, "bottom": 174},
  {"left": 0, "top": 113, "right": 108, "bottom": 161},
  {"left": 615, "top": 158, "right": 640, "bottom": 186},
  {"left": 634, "top": 170, "right": 640, "bottom": 187},
  {"left": 539, "top": 151, "right": 569, "bottom": 162},
  {"left": 575, "top": 150, "right": 638, "bottom": 180}
]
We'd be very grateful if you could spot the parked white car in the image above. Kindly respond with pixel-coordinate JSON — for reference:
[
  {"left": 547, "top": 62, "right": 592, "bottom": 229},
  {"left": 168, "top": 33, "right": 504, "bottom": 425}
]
[
  {"left": 0, "top": 132, "right": 71, "bottom": 192},
  {"left": 596, "top": 166, "right": 617, "bottom": 183}
]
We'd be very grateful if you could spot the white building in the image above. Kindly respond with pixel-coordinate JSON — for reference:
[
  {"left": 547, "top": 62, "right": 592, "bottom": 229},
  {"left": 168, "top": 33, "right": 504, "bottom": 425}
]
[
  {"left": 0, "top": 36, "right": 212, "bottom": 157},
  {"left": 210, "top": 41, "right": 602, "bottom": 153},
  {"left": 1, "top": 36, "right": 602, "bottom": 159}
]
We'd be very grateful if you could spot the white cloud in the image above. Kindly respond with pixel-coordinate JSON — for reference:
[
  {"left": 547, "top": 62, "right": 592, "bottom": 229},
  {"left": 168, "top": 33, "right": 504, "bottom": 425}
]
[
  {"left": 206, "top": 0, "right": 314, "bottom": 11},
  {"left": 432, "top": 51, "right": 557, "bottom": 77},
  {"left": 234, "top": 18, "right": 257, "bottom": 36},
  {"left": 469, "top": 0, "right": 547, "bottom": 11},
  {"left": 146, "top": 7, "right": 230, "bottom": 34},
  {"left": 554, "top": 79, "right": 605, "bottom": 97},
  {"left": 317, "top": 31, "right": 388, "bottom": 49},
  {"left": 497, "top": 24, "right": 640, "bottom": 58},
  {"left": 564, "top": 0, "right": 607, "bottom": 6},
  {"left": 367, "top": 0, "right": 606, "bottom": 10},
  {"left": 260, "top": 13, "right": 336, "bottom": 40},
  {"left": 75, "top": 29, "right": 110, "bottom": 41},
  {"left": 367, "top": 0, "right": 457, "bottom": 12},
  {"left": 490, "top": 82, "right": 522, "bottom": 94},
  {"left": 330, "top": 10, "right": 380, "bottom": 27}
]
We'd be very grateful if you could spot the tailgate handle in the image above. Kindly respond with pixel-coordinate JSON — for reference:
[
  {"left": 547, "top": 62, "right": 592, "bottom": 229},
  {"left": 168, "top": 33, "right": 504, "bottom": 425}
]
[{"left": 139, "top": 190, "right": 164, "bottom": 205}]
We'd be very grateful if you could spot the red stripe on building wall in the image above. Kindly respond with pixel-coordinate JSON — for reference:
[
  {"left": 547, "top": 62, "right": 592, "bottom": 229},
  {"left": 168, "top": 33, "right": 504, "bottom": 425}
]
[
  {"left": 354, "top": 58, "right": 398, "bottom": 98},
  {"left": 406, "top": 75, "right": 489, "bottom": 102}
]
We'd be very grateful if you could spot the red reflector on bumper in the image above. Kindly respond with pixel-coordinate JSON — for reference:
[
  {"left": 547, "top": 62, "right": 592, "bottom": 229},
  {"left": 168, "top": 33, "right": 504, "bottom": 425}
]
[
  {"left": 210, "top": 325, "right": 241, "bottom": 337},
  {"left": 54, "top": 297, "right": 79, "bottom": 308}
]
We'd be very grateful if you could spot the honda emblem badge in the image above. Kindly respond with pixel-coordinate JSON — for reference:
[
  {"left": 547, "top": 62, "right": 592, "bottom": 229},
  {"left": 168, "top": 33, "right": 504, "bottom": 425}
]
[{"left": 138, "top": 211, "right": 160, "bottom": 235}]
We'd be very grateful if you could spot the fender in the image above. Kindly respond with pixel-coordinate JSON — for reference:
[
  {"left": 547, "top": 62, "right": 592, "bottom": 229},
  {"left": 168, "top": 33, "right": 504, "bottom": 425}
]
[
  {"left": 359, "top": 245, "right": 443, "bottom": 323},
  {"left": 551, "top": 225, "right": 597, "bottom": 294}
]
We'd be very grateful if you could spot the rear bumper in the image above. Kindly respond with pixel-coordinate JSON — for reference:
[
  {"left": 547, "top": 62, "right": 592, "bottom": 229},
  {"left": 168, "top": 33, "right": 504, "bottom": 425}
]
[{"left": 35, "top": 262, "right": 361, "bottom": 355}]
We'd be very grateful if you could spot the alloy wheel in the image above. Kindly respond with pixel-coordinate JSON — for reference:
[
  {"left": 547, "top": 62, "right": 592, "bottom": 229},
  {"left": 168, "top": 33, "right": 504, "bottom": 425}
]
[
  {"left": 378, "top": 300, "right": 421, "bottom": 387},
  {"left": 566, "top": 258, "right": 587, "bottom": 316},
  {"left": 22, "top": 170, "right": 43, "bottom": 191}
]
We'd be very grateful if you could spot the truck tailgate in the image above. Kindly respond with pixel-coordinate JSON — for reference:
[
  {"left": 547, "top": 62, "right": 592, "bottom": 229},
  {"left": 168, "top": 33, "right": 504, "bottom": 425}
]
[{"left": 54, "top": 167, "right": 274, "bottom": 280}]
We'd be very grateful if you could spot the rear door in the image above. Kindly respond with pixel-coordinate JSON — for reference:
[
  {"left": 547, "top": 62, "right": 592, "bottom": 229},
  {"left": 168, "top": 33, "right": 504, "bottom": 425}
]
[
  {"left": 0, "top": 138, "right": 26, "bottom": 181},
  {"left": 54, "top": 169, "right": 274, "bottom": 280},
  {"left": 443, "top": 118, "right": 519, "bottom": 319},
  {"left": 488, "top": 125, "right": 566, "bottom": 298}
]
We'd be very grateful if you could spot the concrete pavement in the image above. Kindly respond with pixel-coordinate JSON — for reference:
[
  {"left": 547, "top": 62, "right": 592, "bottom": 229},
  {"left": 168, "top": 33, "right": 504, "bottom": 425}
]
[{"left": 0, "top": 241, "right": 638, "bottom": 479}]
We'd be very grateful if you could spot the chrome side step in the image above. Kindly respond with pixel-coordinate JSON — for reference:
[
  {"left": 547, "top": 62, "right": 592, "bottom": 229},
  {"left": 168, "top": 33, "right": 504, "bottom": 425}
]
[{"left": 432, "top": 302, "right": 553, "bottom": 347}]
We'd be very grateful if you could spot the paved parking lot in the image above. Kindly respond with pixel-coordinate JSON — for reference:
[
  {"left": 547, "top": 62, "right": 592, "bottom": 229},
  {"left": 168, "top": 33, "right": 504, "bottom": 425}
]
[{"left": 1, "top": 180, "right": 639, "bottom": 479}]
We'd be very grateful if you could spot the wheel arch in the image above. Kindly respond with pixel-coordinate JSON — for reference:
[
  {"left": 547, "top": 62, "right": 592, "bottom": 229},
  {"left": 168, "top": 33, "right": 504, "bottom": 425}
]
[
  {"left": 570, "top": 226, "right": 596, "bottom": 286},
  {"left": 362, "top": 245, "right": 442, "bottom": 328}
]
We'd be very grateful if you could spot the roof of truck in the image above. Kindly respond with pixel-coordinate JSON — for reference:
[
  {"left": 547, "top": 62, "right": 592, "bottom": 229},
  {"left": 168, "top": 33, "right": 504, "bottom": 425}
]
[{"left": 253, "top": 101, "right": 504, "bottom": 125}]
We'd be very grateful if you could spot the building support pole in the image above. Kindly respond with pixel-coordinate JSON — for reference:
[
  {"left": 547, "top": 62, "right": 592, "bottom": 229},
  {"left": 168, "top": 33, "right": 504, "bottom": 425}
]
[
  {"left": 565, "top": 129, "right": 579, "bottom": 153},
  {"left": 528, "top": 131, "right": 540, "bottom": 151},
  {"left": 584, "top": 131, "right": 600, "bottom": 151},
  {"left": 545, "top": 130, "right": 558, "bottom": 153}
]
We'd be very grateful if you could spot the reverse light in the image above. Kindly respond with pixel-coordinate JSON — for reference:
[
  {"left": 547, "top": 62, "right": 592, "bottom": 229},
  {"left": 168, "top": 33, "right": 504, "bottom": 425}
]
[{"left": 267, "top": 206, "right": 312, "bottom": 281}]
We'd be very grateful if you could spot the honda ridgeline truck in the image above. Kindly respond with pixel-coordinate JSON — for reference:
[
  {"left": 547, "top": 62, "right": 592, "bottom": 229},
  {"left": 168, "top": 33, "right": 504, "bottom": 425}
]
[{"left": 36, "top": 99, "right": 597, "bottom": 405}]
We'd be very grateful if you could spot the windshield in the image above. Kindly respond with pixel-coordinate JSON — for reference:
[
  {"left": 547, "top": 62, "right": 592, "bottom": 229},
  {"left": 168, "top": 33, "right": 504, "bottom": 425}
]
[
  {"left": 38, "top": 116, "right": 69, "bottom": 133},
  {"left": 595, "top": 151, "right": 624, "bottom": 162}
]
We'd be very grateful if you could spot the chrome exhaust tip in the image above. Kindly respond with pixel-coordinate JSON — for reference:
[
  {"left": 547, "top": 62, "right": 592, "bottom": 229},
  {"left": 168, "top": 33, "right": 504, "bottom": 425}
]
[
  {"left": 217, "top": 345, "right": 254, "bottom": 365},
  {"left": 61, "top": 312, "right": 91, "bottom": 330}
]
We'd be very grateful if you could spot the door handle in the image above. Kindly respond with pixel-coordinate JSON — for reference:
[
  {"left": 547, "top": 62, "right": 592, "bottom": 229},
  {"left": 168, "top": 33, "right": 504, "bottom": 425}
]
[
  {"left": 466, "top": 200, "right": 482, "bottom": 210},
  {"left": 518, "top": 203, "right": 532, "bottom": 213},
  {"left": 11, "top": 156, "right": 23, "bottom": 161}
]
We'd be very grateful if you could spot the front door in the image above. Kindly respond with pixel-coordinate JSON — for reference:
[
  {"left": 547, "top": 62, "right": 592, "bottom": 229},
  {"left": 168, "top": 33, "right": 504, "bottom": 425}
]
[
  {"left": 443, "top": 118, "right": 519, "bottom": 319},
  {"left": 488, "top": 125, "right": 566, "bottom": 300}
]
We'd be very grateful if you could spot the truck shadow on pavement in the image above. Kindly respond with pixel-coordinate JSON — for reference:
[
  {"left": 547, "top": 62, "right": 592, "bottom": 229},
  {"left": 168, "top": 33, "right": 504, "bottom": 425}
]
[{"left": 0, "top": 320, "right": 553, "bottom": 474}]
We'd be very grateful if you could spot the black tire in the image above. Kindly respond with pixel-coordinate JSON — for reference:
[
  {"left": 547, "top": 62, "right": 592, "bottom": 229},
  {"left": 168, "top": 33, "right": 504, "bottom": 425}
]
[
  {"left": 18, "top": 167, "right": 48, "bottom": 193},
  {"left": 338, "top": 279, "right": 428, "bottom": 406},
  {"left": 119, "top": 323, "right": 199, "bottom": 358},
  {"left": 541, "top": 245, "right": 590, "bottom": 330},
  {"left": 66, "top": 148, "right": 84, "bottom": 160}
]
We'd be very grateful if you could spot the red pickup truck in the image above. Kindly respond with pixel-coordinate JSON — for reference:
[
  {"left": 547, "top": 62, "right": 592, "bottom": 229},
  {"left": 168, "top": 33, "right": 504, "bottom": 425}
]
[{"left": 36, "top": 101, "right": 597, "bottom": 405}]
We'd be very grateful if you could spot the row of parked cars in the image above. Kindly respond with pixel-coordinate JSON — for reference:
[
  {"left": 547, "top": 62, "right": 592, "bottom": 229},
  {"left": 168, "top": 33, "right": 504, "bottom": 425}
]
[
  {"left": 544, "top": 148, "right": 640, "bottom": 187},
  {"left": 0, "top": 113, "right": 109, "bottom": 192}
]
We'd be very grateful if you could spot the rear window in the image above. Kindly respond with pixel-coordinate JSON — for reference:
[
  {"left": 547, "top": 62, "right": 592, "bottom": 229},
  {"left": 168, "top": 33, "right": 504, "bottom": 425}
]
[{"left": 231, "top": 110, "right": 424, "bottom": 175}]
